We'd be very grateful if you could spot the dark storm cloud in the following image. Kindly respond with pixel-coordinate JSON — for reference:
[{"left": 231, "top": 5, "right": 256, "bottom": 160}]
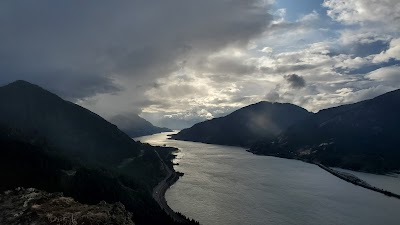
[
  {"left": 284, "top": 74, "right": 306, "bottom": 89},
  {"left": 0, "top": 0, "right": 272, "bottom": 100}
]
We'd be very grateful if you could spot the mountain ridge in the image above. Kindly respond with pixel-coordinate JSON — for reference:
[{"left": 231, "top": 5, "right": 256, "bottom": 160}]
[
  {"left": 250, "top": 89, "right": 400, "bottom": 173},
  {"left": 0, "top": 80, "right": 198, "bottom": 224},
  {"left": 0, "top": 80, "right": 140, "bottom": 165},
  {"left": 171, "top": 101, "right": 312, "bottom": 147},
  {"left": 110, "top": 114, "right": 171, "bottom": 138}
]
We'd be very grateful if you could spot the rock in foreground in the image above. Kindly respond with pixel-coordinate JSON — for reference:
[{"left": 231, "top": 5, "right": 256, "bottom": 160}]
[{"left": 0, "top": 188, "right": 134, "bottom": 225}]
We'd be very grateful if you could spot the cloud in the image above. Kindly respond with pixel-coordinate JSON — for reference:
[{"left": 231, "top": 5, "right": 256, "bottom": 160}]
[
  {"left": 284, "top": 74, "right": 306, "bottom": 89},
  {"left": 141, "top": 104, "right": 239, "bottom": 130},
  {"left": 0, "top": 0, "right": 272, "bottom": 103},
  {"left": 2, "top": 0, "right": 399, "bottom": 129},
  {"left": 373, "top": 38, "right": 400, "bottom": 63},
  {"left": 265, "top": 86, "right": 281, "bottom": 102},
  {"left": 366, "top": 65, "right": 400, "bottom": 82},
  {"left": 261, "top": 63, "right": 318, "bottom": 74},
  {"left": 260, "top": 47, "right": 273, "bottom": 53},
  {"left": 297, "top": 10, "right": 319, "bottom": 23},
  {"left": 196, "top": 51, "right": 257, "bottom": 75},
  {"left": 323, "top": 0, "right": 400, "bottom": 31},
  {"left": 339, "top": 30, "right": 391, "bottom": 46}
]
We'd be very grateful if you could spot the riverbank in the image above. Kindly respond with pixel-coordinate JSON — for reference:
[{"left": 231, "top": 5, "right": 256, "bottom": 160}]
[
  {"left": 245, "top": 149, "right": 400, "bottom": 198},
  {"left": 246, "top": 149, "right": 400, "bottom": 175},
  {"left": 316, "top": 163, "right": 400, "bottom": 199},
  {"left": 152, "top": 149, "right": 197, "bottom": 224}
]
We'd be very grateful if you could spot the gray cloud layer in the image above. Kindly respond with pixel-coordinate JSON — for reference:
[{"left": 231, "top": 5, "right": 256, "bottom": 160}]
[
  {"left": 0, "top": 0, "right": 271, "bottom": 101},
  {"left": 2, "top": 0, "right": 399, "bottom": 129}
]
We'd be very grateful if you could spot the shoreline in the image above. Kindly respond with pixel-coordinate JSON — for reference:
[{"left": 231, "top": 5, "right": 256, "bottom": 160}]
[
  {"left": 164, "top": 137, "right": 400, "bottom": 201},
  {"left": 152, "top": 149, "right": 191, "bottom": 223},
  {"left": 171, "top": 136, "right": 398, "bottom": 176},
  {"left": 246, "top": 149, "right": 400, "bottom": 199},
  {"left": 170, "top": 136, "right": 398, "bottom": 177},
  {"left": 316, "top": 163, "right": 400, "bottom": 200},
  {"left": 246, "top": 149, "right": 400, "bottom": 176}
]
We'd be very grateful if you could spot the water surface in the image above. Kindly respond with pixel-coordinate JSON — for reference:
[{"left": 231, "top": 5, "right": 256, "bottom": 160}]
[
  {"left": 333, "top": 168, "right": 400, "bottom": 195},
  {"left": 136, "top": 132, "right": 400, "bottom": 225}
]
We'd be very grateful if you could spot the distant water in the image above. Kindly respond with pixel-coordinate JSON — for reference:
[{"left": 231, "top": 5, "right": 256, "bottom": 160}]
[
  {"left": 136, "top": 132, "right": 400, "bottom": 225},
  {"left": 333, "top": 168, "right": 400, "bottom": 194}
]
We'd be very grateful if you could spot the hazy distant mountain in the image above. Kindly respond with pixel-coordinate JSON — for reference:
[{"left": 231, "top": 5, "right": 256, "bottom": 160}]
[
  {"left": 171, "top": 102, "right": 311, "bottom": 147},
  {"left": 110, "top": 114, "right": 171, "bottom": 138},
  {"left": 0, "top": 80, "right": 140, "bottom": 165},
  {"left": 250, "top": 89, "right": 400, "bottom": 173}
]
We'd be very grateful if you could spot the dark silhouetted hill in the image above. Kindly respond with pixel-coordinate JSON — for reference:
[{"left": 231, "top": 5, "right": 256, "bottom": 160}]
[
  {"left": 171, "top": 102, "right": 311, "bottom": 147},
  {"left": 0, "top": 80, "right": 198, "bottom": 225},
  {"left": 0, "top": 80, "right": 142, "bottom": 165},
  {"left": 250, "top": 89, "right": 400, "bottom": 173}
]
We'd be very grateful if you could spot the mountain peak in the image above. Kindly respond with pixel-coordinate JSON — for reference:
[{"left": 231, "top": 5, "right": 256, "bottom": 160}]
[
  {"left": 1, "top": 80, "right": 62, "bottom": 103},
  {"left": 2, "top": 80, "right": 47, "bottom": 93},
  {"left": 6, "top": 80, "right": 37, "bottom": 88},
  {"left": 0, "top": 80, "right": 141, "bottom": 165},
  {"left": 252, "top": 101, "right": 302, "bottom": 108},
  {"left": 172, "top": 101, "right": 311, "bottom": 147},
  {"left": 110, "top": 114, "right": 171, "bottom": 138},
  {"left": 250, "top": 88, "right": 400, "bottom": 173},
  {"left": 238, "top": 101, "right": 310, "bottom": 115}
]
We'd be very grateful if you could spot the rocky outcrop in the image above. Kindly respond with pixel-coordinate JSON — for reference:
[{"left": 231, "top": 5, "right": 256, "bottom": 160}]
[{"left": 0, "top": 188, "right": 135, "bottom": 225}]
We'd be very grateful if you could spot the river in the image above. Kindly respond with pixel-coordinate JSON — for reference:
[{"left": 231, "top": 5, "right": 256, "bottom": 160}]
[{"left": 136, "top": 132, "right": 400, "bottom": 225}]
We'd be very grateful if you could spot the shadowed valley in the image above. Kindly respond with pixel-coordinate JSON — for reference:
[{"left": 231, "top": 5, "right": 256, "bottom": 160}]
[{"left": 0, "top": 80, "right": 197, "bottom": 225}]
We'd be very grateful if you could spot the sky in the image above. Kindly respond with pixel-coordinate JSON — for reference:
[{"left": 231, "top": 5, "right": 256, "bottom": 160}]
[{"left": 1, "top": 0, "right": 399, "bottom": 129}]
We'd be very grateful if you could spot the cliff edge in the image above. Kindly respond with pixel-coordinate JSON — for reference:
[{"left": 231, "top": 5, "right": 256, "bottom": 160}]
[{"left": 0, "top": 188, "right": 134, "bottom": 225}]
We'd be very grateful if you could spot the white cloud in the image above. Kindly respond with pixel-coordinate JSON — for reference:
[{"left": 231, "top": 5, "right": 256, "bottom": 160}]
[
  {"left": 260, "top": 47, "right": 273, "bottom": 53},
  {"left": 273, "top": 8, "right": 287, "bottom": 24},
  {"left": 323, "top": 0, "right": 400, "bottom": 31},
  {"left": 366, "top": 65, "right": 400, "bottom": 82},
  {"left": 373, "top": 38, "right": 400, "bottom": 63},
  {"left": 335, "top": 87, "right": 353, "bottom": 96},
  {"left": 334, "top": 55, "right": 372, "bottom": 70},
  {"left": 297, "top": 10, "right": 319, "bottom": 23},
  {"left": 339, "top": 30, "right": 391, "bottom": 46}
]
